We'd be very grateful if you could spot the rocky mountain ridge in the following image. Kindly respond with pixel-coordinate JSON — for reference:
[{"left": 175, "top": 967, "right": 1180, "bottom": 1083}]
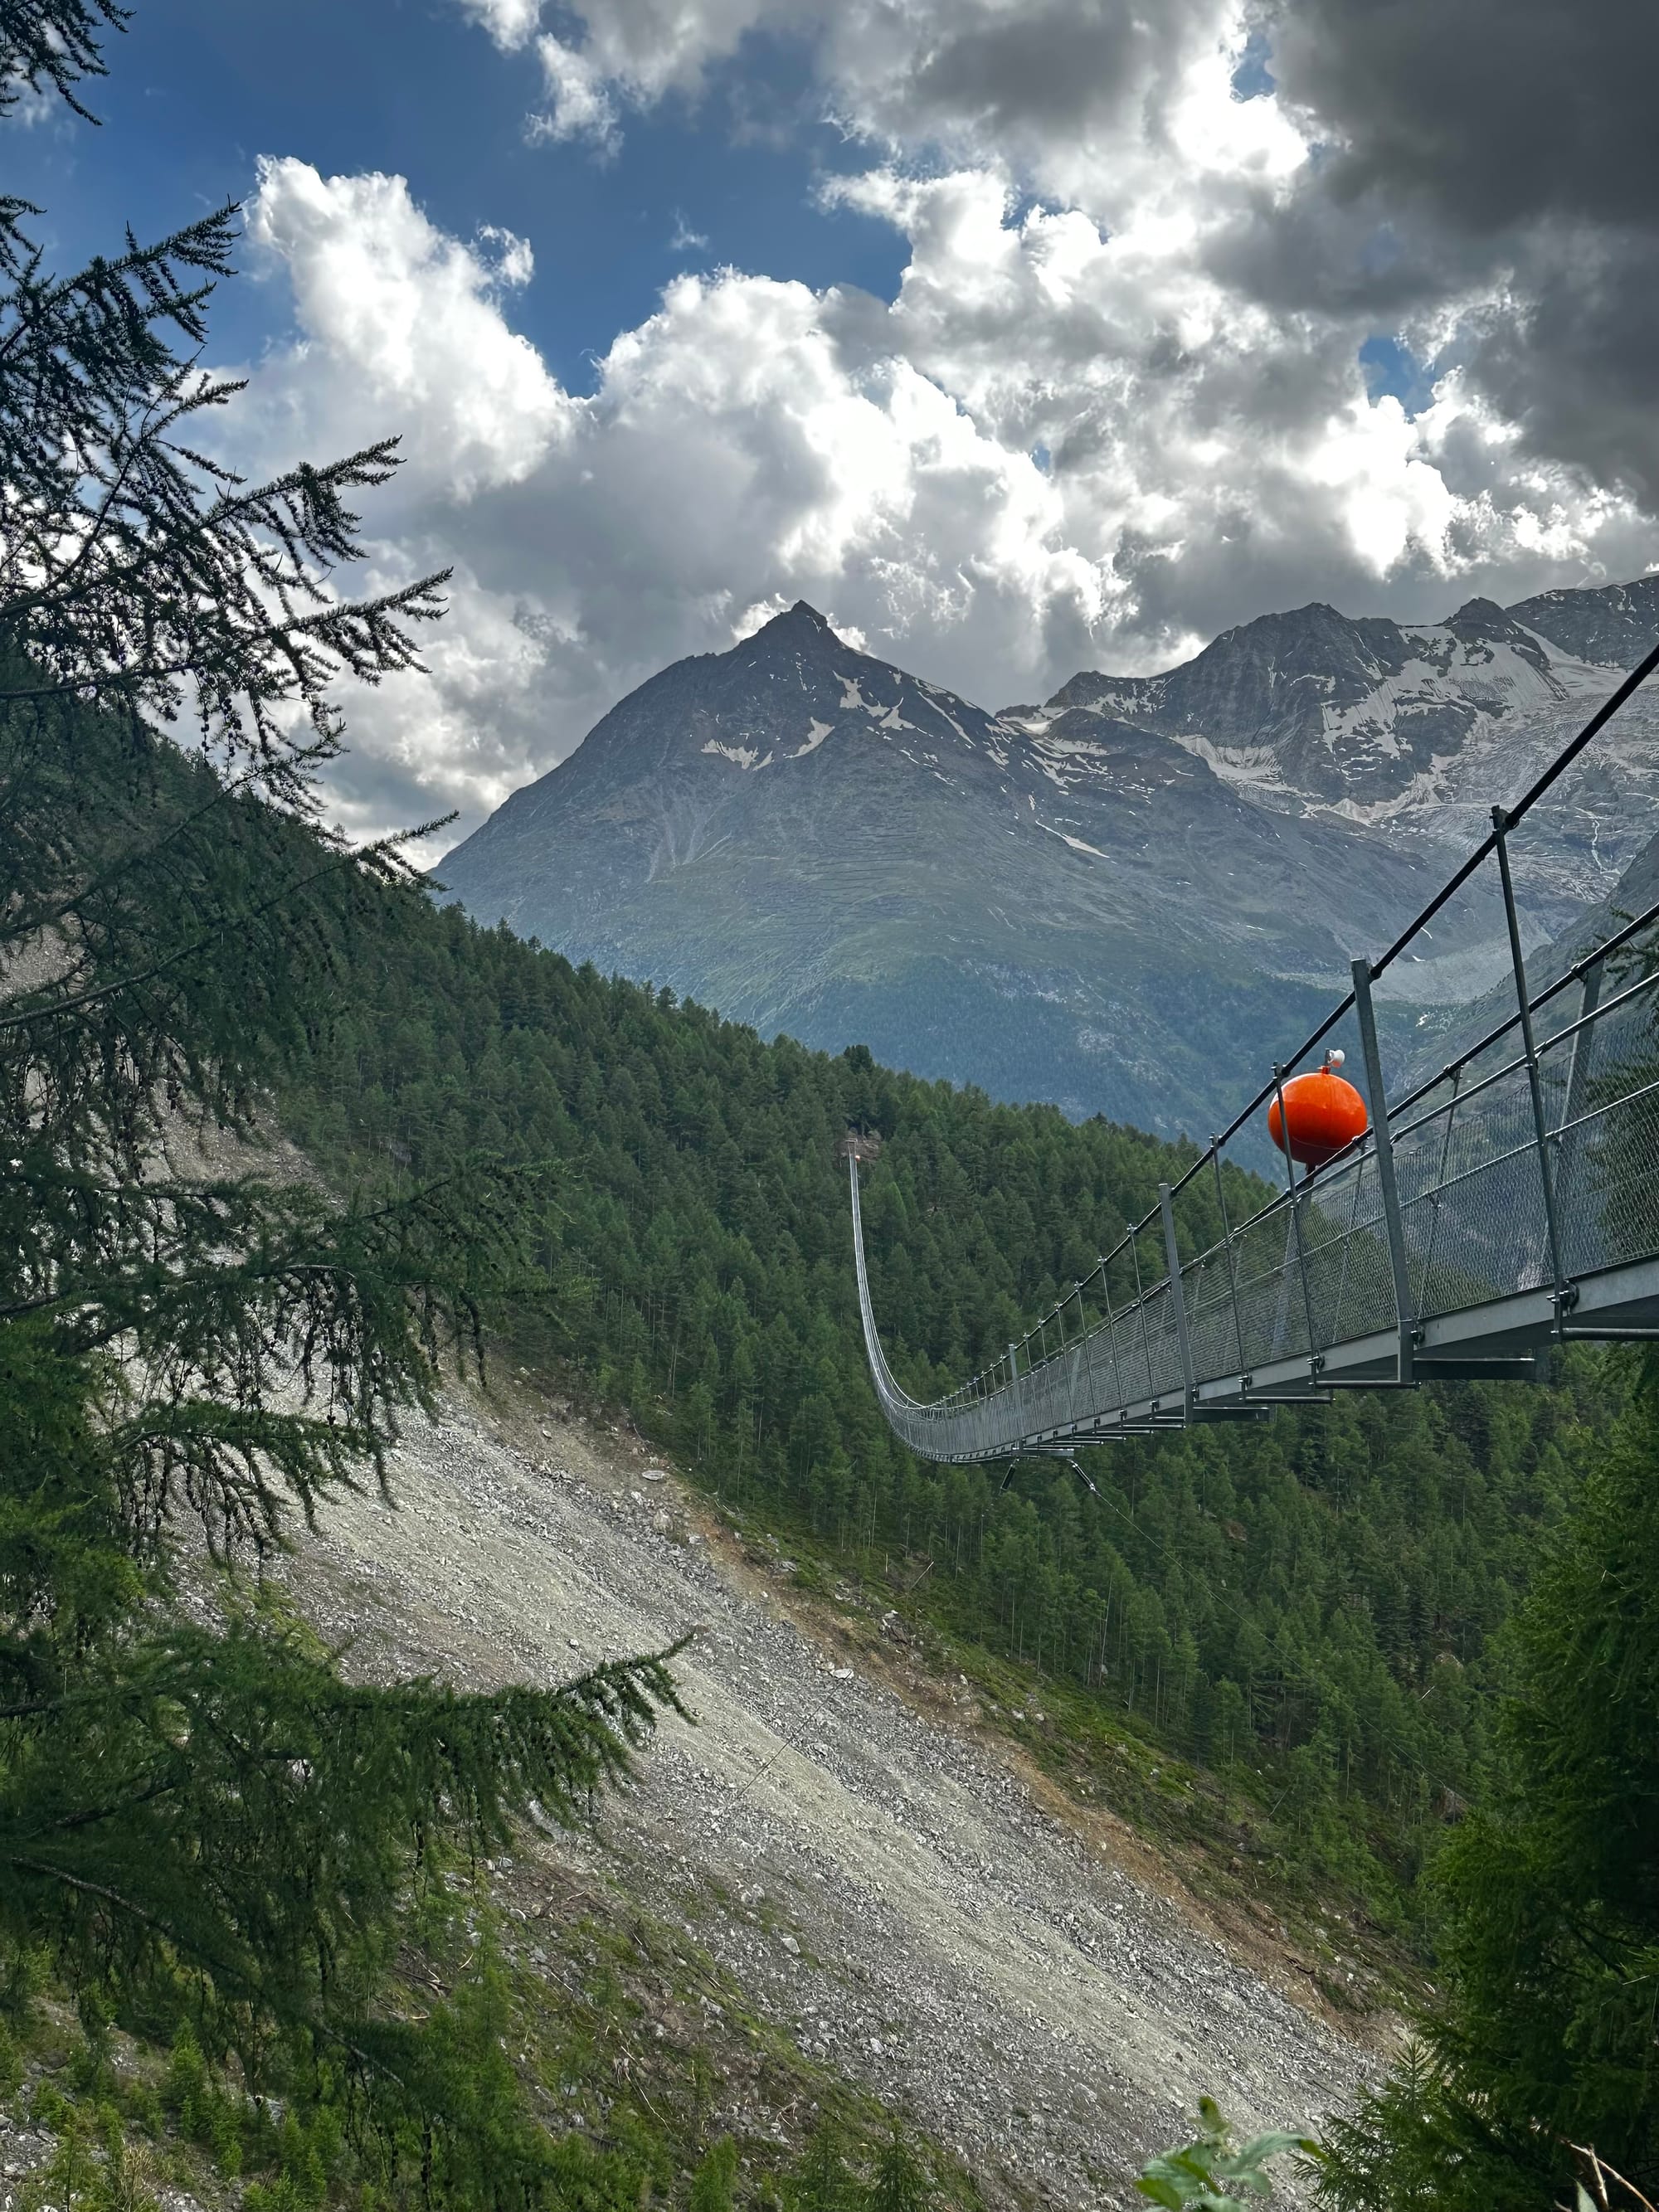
[
  {"left": 1021, "top": 581, "right": 1659, "bottom": 920},
  {"left": 438, "top": 579, "right": 1659, "bottom": 1140}
]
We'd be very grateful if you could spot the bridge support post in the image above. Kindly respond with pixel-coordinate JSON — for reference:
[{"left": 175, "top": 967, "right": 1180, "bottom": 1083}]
[
  {"left": 1211, "top": 1144, "right": 1248, "bottom": 1376},
  {"left": 1352, "top": 958, "right": 1416, "bottom": 1385},
  {"left": 1560, "top": 955, "right": 1605, "bottom": 1126},
  {"left": 1556, "top": 952, "right": 1605, "bottom": 1221},
  {"left": 1272, "top": 1065, "right": 1321, "bottom": 1365},
  {"left": 1492, "top": 806, "right": 1572, "bottom": 1311},
  {"left": 1158, "top": 1182, "right": 1197, "bottom": 1419}
]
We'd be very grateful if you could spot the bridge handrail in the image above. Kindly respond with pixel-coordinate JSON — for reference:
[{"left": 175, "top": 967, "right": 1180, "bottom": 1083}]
[
  {"left": 848, "top": 634, "right": 1659, "bottom": 1456},
  {"left": 848, "top": 1150, "right": 932, "bottom": 1425},
  {"left": 1385, "top": 887, "right": 1659, "bottom": 1126},
  {"left": 1175, "top": 629, "right": 1659, "bottom": 1185},
  {"left": 863, "top": 942, "right": 1659, "bottom": 1434}
]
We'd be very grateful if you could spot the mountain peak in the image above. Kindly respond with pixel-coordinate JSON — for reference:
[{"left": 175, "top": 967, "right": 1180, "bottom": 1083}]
[
  {"left": 1444, "top": 596, "right": 1512, "bottom": 631},
  {"left": 747, "top": 600, "right": 835, "bottom": 647}
]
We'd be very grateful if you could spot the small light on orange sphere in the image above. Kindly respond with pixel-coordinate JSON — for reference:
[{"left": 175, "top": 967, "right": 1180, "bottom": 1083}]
[{"left": 1267, "top": 1049, "right": 1370, "bottom": 1173}]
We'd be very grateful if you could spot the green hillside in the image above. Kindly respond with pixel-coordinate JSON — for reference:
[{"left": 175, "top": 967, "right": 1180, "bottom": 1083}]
[
  {"left": 278, "top": 869, "right": 1623, "bottom": 1912},
  {"left": 5, "top": 6, "right": 1652, "bottom": 2187}
]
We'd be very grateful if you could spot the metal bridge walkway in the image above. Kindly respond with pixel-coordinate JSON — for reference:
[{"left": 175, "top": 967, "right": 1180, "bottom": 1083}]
[{"left": 846, "top": 644, "right": 1659, "bottom": 1466}]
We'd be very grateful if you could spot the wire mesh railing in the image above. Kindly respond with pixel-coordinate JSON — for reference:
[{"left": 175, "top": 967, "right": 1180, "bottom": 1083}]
[{"left": 849, "top": 640, "right": 1659, "bottom": 1466}]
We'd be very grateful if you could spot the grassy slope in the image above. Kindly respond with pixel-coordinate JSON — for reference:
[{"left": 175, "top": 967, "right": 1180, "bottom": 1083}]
[{"left": 0, "top": 1855, "right": 982, "bottom": 2212}]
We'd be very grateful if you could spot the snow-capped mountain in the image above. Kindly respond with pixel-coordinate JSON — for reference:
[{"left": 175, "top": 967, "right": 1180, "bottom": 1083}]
[
  {"left": 1019, "top": 586, "right": 1659, "bottom": 960},
  {"left": 437, "top": 590, "right": 1659, "bottom": 1141}
]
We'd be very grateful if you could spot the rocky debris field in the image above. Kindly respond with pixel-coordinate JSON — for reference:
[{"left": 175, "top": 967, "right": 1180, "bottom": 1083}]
[
  {"left": 285, "top": 1388, "right": 1374, "bottom": 2208},
  {"left": 0, "top": 2115, "right": 56, "bottom": 2210},
  {"left": 0, "top": 2047, "right": 210, "bottom": 2212}
]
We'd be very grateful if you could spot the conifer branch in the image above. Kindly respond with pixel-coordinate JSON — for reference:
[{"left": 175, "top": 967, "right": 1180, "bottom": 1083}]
[
  {"left": 0, "top": 17, "right": 692, "bottom": 2154},
  {"left": 0, "top": 0, "right": 129, "bottom": 124},
  {"left": 0, "top": 830, "right": 441, "bottom": 1036}
]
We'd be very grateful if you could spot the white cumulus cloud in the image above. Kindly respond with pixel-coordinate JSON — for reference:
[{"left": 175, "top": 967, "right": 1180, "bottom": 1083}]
[
  {"left": 224, "top": 73, "right": 1655, "bottom": 849},
  {"left": 244, "top": 159, "right": 572, "bottom": 502},
  {"left": 456, "top": 0, "right": 543, "bottom": 49}
]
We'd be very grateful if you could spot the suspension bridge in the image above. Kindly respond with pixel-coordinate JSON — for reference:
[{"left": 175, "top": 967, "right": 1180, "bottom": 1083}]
[{"left": 846, "top": 641, "right": 1659, "bottom": 1467}]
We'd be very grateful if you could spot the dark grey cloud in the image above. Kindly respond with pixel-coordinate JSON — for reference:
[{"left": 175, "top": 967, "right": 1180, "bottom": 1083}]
[
  {"left": 1269, "top": 0, "right": 1659, "bottom": 236},
  {"left": 893, "top": 0, "right": 1196, "bottom": 141},
  {"left": 1194, "top": 0, "right": 1659, "bottom": 505},
  {"left": 1201, "top": 180, "right": 1486, "bottom": 321},
  {"left": 1463, "top": 226, "right": 1659, "bottom": 504}
]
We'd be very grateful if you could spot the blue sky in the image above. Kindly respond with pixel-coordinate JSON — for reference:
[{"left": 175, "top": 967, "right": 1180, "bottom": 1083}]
[
  {"left": 14, "top": 0, "right": 906, "bottom": 391},
  {"left": 23, "top": 0, "right": 1651, "bottom": 844}
]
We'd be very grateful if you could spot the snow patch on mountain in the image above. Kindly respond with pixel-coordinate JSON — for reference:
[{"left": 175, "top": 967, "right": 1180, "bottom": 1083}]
[
  {"left": 703, "top": 740, "right": 773, "bottom": 770},
  {"left": 1036, "top": 821, "right": 1107, "bottom": 859},
  {"left": 1035, "top": 591, "right": 1659, "bottom": 904},
  {"left": 1162, "top": 735, "right": 1289, "bottom": 792},
  {"left": 917, "top": 700, "right": 978, "bottom": 750}
]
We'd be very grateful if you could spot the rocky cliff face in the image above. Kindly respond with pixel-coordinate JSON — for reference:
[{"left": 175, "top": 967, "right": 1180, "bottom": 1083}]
[
  {"left": 1509, "top": 574, "right": 1659, "bottom": 668},
  {"left": 438, "top": 581, "right": 1659, "bottom": 1140}
]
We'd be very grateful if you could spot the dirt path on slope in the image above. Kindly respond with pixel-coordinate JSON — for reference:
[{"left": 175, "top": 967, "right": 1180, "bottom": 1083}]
[{"left": 285, "top": 1389, "right": 1374, "bottom": 2208}]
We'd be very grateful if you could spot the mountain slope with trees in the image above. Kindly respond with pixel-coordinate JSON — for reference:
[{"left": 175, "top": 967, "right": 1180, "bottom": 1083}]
[
  {"left": 275, "top": 881, "right": 1625, "bottom": 1911},
  {"left": 7, "top": 5, "right": 1658, "bottom": 2207},
  {"left": 1320, "top": 1351, "right": 1659, "bottom": 2210}
]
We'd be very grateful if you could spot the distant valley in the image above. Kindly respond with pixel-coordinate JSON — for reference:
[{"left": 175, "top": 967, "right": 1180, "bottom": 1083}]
[{"left": 438, "top": 579, "right": 1659, "bottom": 1143}]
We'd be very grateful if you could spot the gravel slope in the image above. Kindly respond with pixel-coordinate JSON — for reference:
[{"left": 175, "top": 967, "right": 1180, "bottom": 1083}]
[{"left": 286, "top": 1388, "right": 1373, "bottom": 2207}]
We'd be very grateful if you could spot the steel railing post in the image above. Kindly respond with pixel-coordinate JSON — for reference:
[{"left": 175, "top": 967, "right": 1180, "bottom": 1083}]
[
  {"left": 1272, "top": 1064, "right": 1321, "bottom": 1364},
  {"left": 1555, "top": 953, "right": 1605, "bottom": 1257},
  {"left": 1352, "top": 958, "right": 1416, "bottom": 1383},
  {"left": 1159, "top": 1182, "right": 1197, "bottom": 1419},
  {"left": 1492, "top": 806, "right": 1572, "bottom": 1311},
  {"left": 1560, "top": 955, "right": 1606, "bottom": 1131},
  {"left": 1211, "top": 1142, "right": 1248, "bottom": 1376}
]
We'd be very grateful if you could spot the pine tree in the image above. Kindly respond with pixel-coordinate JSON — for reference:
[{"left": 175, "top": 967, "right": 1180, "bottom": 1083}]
[
  {"left": 864, "top": 2127, "right": 931, "bottom": 2212},
  {"left": 1318, "top": 1354, "right": 1659, "bottom": 2210},
  {"left": 785, "top": 2121, "right": 855, "bottom": 2212},
  {"left": 0, "top": 0, "right": 681, "bottom": 2157},
  {"left": 689, "top": 2137, "right": 740, "bottom": 2212}
]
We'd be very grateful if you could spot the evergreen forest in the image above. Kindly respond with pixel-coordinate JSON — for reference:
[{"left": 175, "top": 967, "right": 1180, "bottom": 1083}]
[
  {"left": 2, "top": 4, "right": 1657, "bottom": 2208},
  {"left": 280, "top": 891, "right": 1623, "bottom": 1906}
]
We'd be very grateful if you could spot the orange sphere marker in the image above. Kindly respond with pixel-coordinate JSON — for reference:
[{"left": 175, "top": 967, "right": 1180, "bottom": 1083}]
[{"left": 1267, "top": 1049, "right": 1370, "bottom": 1174}]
